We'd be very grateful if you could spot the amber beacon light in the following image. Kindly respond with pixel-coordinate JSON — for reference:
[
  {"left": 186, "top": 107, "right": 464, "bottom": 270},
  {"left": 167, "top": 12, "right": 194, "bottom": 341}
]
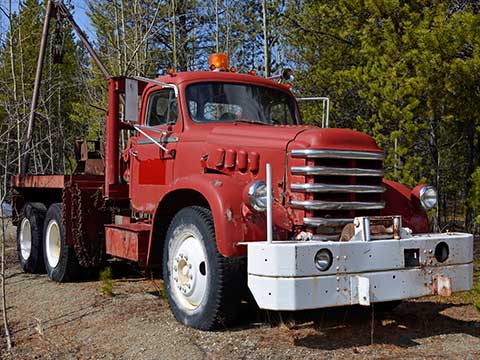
[{"left": 209, "top": 53, "right": 229, "bottom": 71}]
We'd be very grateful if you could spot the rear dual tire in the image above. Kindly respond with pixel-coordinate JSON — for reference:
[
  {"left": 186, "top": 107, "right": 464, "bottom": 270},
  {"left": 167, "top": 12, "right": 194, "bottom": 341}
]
[
  {"left": 17, "top": 202, "right": 46, "bottom": 273},
  {"left": 43, "top": 203, "right": 81, "bottom": 282}
]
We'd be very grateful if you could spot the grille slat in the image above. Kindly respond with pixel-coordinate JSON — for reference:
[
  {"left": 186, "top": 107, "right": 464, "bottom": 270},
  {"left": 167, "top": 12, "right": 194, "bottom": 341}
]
[
  {"left": 312, "top": 234, "right": 339, "bottom": 241},
  {"left": 291, "top": 166, "right": 383, "bottom": 177},
  {"left": 291, "top": 200, "right": 385, "bottom": 210},
  {"left": 304, "top": 218, "right": 353, "bottom": 226},
  {"left": 290, "top": 149, "right": 385, "bottom": 238},
  {"left": 291, "top": 183, "right": 385, "bottom": 193},
  {"left": 291, "top": 149, "right": 385, "bottom": 160}
]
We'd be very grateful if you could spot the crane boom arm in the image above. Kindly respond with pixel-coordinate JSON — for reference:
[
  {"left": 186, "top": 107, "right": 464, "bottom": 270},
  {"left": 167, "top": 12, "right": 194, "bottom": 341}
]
[{"left": 21, "top": 1, "right": 110, "bottom": 174}]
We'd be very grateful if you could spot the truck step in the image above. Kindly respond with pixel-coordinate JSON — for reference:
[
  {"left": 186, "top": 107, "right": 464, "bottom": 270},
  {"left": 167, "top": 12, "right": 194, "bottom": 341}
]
[{"left": 105, "top": 223, "right": 151, "bottom": 266}]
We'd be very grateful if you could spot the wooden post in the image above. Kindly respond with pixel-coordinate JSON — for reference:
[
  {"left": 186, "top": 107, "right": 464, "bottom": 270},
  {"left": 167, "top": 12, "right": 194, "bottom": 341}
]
[{"left": 21, "top": 0, "right": 55, "bottom": 174}]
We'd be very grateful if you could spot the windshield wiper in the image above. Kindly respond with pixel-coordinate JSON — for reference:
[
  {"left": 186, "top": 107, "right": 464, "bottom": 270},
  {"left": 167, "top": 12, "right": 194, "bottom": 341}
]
[{"left": 234, "top": 119, "right": 268, "bottom": 126}]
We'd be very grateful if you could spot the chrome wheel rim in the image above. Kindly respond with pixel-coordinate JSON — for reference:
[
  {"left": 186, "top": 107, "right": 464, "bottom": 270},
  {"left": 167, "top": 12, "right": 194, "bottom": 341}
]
[
  {"left": 46, "top": 220, "right": 61, "bottom": 268},
  {"left": 19, "top": 218, "right": 32, "bottom": 261},
  {"left": 170, "top": 229, "right": 208, "bottom": 310}
]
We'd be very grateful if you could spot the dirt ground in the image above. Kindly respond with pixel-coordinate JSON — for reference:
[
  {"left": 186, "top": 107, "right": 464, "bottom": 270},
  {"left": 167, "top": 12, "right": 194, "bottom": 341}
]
[{"left": 1, "top": 219, "right": 479, "bottom": 360}]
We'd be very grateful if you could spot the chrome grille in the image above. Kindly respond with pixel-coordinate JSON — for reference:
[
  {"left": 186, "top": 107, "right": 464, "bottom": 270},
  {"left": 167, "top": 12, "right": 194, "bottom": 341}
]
[
  {"left": 290, "top": 149, "right": 385, "bottom": 240},
  {"left": 291, "top": 149, "right": 385, "bottom": 160},
  {"left": 291, "top": 166, "right": 384, "bottom": 177},
  {"left": 291, "top": 200, "right": 385, "bottom": 210}
]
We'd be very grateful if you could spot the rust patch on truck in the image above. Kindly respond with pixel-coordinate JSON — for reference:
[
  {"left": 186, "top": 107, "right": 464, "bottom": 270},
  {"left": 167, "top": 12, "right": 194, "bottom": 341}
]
[{"left": 432, "top": 275, "right": 452, "bottom": 297}]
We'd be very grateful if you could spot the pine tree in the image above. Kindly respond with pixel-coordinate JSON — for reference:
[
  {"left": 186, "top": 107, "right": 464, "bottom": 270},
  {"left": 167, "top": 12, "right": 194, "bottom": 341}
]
[{"left": 284, "top": 0, "right": 480, "bottom": 229}]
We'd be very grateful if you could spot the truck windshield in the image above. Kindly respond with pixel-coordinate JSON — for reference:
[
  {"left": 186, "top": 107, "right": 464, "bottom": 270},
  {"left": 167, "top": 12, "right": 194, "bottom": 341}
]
[{"left": 186, "top": 82, "right": 299, "bottom": 125}]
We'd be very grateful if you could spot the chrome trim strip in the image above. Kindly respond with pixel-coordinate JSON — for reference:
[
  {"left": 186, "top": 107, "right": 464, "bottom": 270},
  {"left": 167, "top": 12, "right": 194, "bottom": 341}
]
[
  {"left": 291, "top": 149, "right": 384, "bottom": 160},
  {"left": 304, "top": 217, "right": 353, "bottom": 226},
  {"left": 137, "top": 136, "right": 179, "bottom": 145},
  {"left": 291, "top": 183, "right": 385, "bottom": 193},
  {"left": 311, "top": 234, "right": 339, "bottom": 241},
  {"left": 135, "top": 125, "right": 172, "bottom": 135},
  {"left": 291, "top": 166, "right": 384, "bottom": 176},
  {"left": 291, "top": 200, "right": 385, "bottom": 210}
]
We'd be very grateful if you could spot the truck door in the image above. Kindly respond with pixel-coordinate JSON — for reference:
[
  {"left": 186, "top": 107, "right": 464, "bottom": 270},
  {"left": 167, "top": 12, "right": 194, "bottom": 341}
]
[{"left": 129, "top": 87, "right": 179, "bottom": 212}]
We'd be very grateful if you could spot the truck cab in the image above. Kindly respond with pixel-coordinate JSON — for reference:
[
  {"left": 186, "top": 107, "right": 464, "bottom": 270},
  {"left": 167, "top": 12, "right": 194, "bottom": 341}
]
[{"left": 12, "top": 55, "right": 473, "bottom": 331}]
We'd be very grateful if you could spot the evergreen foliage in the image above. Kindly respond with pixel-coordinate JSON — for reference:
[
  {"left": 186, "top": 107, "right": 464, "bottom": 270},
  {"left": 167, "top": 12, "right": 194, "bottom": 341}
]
[
  {"left": 0, "top": 0, "right": 479, "bottom": 230},
  {"left": 285, "top": 0, "right": 480, "bottom": 229}
]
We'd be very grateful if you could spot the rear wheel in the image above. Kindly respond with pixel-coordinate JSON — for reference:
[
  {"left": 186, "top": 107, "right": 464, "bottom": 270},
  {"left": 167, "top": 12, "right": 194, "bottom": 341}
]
[
  {"left": 163, "top": 206, "right": 243, "bottom": 330},
  {"left": 16, "top": 202, "right": 46, "bottom": 273},
  {"left": 43, "top": 203, "right": 81, "bottom": 282}
]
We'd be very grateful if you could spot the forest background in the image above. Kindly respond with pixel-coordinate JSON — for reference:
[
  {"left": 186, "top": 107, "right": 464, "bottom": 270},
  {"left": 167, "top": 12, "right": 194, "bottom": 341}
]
[{"left": 0, "top": 0, "right": 480, "bottom": 232}]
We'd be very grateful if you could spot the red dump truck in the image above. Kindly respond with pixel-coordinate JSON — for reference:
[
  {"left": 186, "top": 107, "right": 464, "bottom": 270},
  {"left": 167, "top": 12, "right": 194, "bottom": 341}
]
[{"left": 12, "top": 2, "right": 473, "bottom": 330}]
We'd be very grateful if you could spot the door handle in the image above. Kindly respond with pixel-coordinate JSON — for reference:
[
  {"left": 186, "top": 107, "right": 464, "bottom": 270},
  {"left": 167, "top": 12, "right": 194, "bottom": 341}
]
[{"left": 129, "top": 149, "right": 138, "bottom": 158}]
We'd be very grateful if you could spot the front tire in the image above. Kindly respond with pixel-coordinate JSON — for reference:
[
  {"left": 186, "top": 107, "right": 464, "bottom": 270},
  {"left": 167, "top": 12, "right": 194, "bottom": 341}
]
[
  {"left": 163, "top": 206, "right": 243, "bottom": 330},
  {"left": 43, "top": 203, "right": 81, "bottom": 282},
  {"left": 17, "top": 202, "right": 46, "bottom": 273}
]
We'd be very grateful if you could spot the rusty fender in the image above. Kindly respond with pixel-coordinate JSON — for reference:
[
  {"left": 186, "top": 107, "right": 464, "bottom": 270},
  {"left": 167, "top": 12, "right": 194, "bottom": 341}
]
[{"left": 150, "top": 174, "right": 255, "bottom": 258}]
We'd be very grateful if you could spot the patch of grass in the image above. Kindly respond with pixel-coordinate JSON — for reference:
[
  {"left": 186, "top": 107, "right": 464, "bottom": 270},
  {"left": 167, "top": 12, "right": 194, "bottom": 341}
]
[
  {"left": 155, "top": 280, "right": 168, "bottom": 301},
  {"left": 99, "top": 266, "right": 115, "bottom": 297},
  {"left": 471, "top": 260, "right": 480, "bottom": 312},
  {"left": 147, "top": 271, "right": 168, "bottom": 301},
  {"left": 473, "top": 237, "right": 480, "bottom": 311}
]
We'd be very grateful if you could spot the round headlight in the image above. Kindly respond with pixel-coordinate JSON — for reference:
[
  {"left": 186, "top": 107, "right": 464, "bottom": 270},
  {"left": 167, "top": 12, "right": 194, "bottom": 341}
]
[
  {"left": 247, "top": 181, "right": 267, "bottom": 211},
  {"left": 419, "top": 185, "right": 438, "bottom": 210},
  {"left": 314, "top": 249, "right": 333, "bottom": 271}
]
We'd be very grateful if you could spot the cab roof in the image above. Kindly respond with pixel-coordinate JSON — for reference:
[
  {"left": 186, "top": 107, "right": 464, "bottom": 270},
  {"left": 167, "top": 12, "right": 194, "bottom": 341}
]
[{"left": 153, "top": 71, "right": 291, "bottom": 92}]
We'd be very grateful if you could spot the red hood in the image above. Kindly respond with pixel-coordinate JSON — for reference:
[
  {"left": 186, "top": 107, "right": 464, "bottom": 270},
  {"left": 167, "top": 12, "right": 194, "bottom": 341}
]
[
  {"left": 205, "top": 124, "right": 310, "bottom": 149},
  {"left": 205, "top": 125, "right": 381, "bottom": 153},
  {"left": 289, "top": 127, "right": 382, "bottom": 152}
]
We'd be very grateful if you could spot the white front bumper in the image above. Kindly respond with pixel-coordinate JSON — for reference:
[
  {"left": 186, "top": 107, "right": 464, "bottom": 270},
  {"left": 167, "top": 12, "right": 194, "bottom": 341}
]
[{"left": 246, "top": 233, "right": 473, "bottom": 311}]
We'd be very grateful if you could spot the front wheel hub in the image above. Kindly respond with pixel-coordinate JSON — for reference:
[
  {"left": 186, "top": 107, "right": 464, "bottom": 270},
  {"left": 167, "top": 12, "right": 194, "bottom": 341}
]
[{"left": 170, "top": 233, "right": 207, "bottom": 310}]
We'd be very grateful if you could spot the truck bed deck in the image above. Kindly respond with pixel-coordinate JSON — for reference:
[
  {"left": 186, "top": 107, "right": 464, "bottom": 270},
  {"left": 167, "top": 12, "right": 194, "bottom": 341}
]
[{"left": 11, "top": 174, "right": 105, "bottom": 190}]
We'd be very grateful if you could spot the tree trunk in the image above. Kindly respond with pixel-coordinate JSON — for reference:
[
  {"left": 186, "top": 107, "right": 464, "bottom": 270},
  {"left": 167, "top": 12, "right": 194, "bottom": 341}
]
[
  {"left": 8, "top": 1, "right": 20, "bottom": 172},
  {"left": 464, "top": 120, "right": 475, "bottom": 231},
  {"left": 262, "top": 0, "right": 270, "bottom": 77},
  {"left": 429, "top": 110, "right": 440, "bottom": 231}
]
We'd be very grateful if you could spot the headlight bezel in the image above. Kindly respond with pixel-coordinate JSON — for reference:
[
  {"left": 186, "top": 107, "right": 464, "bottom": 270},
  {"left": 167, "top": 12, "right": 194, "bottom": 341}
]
[
  {"left": 419, "top": 185, "right": 438, "bottom": 210},
  {"left": 314, "top": 248, "right": 333, "bottom": 272},
  {"left": 247, "top": 180, "right": 268, "bottom": 212}
]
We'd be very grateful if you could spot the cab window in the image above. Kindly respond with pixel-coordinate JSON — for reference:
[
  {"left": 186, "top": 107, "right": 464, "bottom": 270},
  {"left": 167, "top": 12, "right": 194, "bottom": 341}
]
[
  {"left": 185, "top": 82, "right": 299, "bottom": 125},
  {"left": 146, "top": 89, "right": 178, "bottom": 126}
]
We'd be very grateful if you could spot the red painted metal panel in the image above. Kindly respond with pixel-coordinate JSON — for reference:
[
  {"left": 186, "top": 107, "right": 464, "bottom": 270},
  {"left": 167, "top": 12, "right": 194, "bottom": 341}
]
[
  {"left": 139, "top": 159, "right": 167, "bottom": 185},
  {"left": 105, "top": 223, "right": 151, "bottom": 266},
  {"left": 105, "top": 78, "right": 120, "bottom": 198},
  {"left": 11, "top": 175, "right": 65, "bottom": 189},
  {"left": 381, "top": 180, "right": 429, "bottom": 233}
]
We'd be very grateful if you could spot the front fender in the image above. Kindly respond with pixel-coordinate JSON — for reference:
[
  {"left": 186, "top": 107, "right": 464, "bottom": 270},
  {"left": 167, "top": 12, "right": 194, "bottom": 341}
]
[
  {"left": 381, "top": 179, "right": 429, "bottom": 233},
  {"left": 159, "top": 174, "right": 251, "bottom": 257}
]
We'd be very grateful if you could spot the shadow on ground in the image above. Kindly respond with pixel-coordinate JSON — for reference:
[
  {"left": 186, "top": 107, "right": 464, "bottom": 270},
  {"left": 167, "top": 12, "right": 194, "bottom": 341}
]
[
  {"left": 231, "top": 300, "right": 480, "bottom": 350},
  {"left": 101, "top": 259, "right": 480, "bottom": 351}
]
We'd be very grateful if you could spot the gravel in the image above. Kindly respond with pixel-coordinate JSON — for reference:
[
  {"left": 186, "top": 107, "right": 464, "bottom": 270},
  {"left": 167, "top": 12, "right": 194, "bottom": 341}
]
[{"left": 1, "top": 229, "right": 479, "bottom": 359}]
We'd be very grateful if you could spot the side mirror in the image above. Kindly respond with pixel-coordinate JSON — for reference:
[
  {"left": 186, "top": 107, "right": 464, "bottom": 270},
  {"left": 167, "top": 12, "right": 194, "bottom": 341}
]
[{"left": 124, "top": 78, "right": 139, "bottom": 122}]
